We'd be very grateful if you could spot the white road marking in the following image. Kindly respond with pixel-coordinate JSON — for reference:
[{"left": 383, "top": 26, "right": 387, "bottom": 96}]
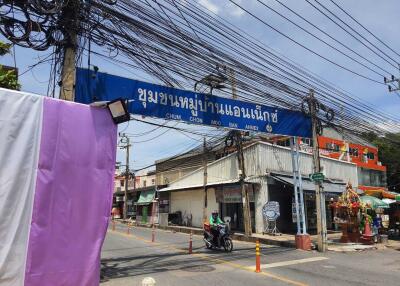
[
  {"left": 322, "top": 265, "right": 336, "bottom": 269},
  {"left": 257, "top": 257, "right": 329, "bottom": 269}
]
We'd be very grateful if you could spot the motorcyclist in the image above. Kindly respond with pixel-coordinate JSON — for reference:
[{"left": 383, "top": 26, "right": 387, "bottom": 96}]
[{"left": 209, "top": 210, "right": 224, "bottom": 246}]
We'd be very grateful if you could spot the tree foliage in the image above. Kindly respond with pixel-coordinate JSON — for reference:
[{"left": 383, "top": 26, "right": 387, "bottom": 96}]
[
  {"left": 0, "top": 41, "right": 20, "bottom": 90},
  {"left": 364, "top": 132, "right": 400, "bottom": 192}
]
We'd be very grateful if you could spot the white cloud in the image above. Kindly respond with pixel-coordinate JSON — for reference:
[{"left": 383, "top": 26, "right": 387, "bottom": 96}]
[
  {"left": 198, "top": 0, "right": 220, "bottom": 14},
  {"left": 229, "top": 1, "right": 245, "bottom": 17},
  {"left": 376, "top": 122, "right": 400, "bottom": 134},
  {"left": 197, "top": 0, "right": 247, "bottom": 17}
]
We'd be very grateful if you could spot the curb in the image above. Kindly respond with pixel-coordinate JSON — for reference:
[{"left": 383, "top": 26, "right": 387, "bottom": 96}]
[{"left": 118, "top": 221, "right": 296, "bottom": 248}]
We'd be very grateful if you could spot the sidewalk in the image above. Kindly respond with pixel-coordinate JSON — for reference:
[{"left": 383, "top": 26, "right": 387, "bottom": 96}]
[{"left": 117, "top": 220, "right": 347, "bottom": 249}]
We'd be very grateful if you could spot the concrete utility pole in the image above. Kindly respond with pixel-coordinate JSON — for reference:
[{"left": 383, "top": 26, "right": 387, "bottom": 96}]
[
  {"left": 228, "top": 68, "right": 237, "bottom": 100},
  {"left": 202, "top": 137, "right": 208, "bottom": 222},
  {"left": 59, "top": 0, "right": 79, "bottom": 101},
  {"left": 384, "top": 64, "right": 400, "bottom": 93},
  {"left": 235, "top": 131, "right": 252, "bottom": 237},
  {"left": 120, "top": 133, "right": 131, "bottom": 221},
  {"left": 309, "top": 89, "right": 327, "bottom": 252}
]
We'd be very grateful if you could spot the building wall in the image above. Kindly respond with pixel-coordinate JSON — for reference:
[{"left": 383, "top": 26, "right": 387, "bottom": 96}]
[
  {"left": 156, "top": 152, "right": 217, "bottom": 185},
  {"left": 135, "top": 173, "right": 156, "bottom": 188},
  {"left": 170, "top": 188, "right": 218, "bottom": 228},
  {"left": 256, "top": 143, "right": 358, "bottom": 186},
  {"left": 317, "top": 136, "right": 385, "bottom": 172},
  {"left": 156, "top": 166, "right": 200, "bottom": 185},
  {"left": 162, "top": 142, "right": 358, "bottom": 234},
  {"left": 113, "top": 175, "right": 135, "bottom": 193}
]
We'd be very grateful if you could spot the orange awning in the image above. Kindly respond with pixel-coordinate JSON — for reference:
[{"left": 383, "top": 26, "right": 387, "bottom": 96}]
[{"left": 363, "top": 189, "right": 384, "bottom": 198}]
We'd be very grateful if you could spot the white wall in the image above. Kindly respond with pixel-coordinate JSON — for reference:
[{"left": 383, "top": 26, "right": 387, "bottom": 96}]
[
  {"left": 170, "top": 188, "right": 218, "bottom": 228},
  {"left": 206, "top": 187, "right": 219, "bottom": 220}
]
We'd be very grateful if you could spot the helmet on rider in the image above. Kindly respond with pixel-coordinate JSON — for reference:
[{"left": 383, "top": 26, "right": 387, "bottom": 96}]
[{"left": 211, "top": 210, "right": 218, "bottom": 218}]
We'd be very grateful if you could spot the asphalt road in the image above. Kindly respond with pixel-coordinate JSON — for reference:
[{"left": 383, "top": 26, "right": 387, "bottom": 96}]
[{"left": 101, "top": 223, "right": 400, "bottom": 286}]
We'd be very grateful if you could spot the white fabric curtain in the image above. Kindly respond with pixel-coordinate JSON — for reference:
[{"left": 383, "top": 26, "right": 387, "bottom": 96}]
[{"left": 0, "top": 89, "right": 43, "bottom": 286}]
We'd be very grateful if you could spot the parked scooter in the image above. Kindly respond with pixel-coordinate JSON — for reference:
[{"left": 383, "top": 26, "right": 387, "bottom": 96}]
[{"left": 203, "top": 223, "right": 233, "bottom": 252}]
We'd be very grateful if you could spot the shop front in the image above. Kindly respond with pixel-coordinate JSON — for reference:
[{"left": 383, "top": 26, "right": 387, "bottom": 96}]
[
  {"left": 268, "top": 174, "right": 346, "bottom": 234},
  {"left": 113, "top": 190, "right": 140, "bottom": 219},
  {"left": 215, "top": 184, "right": 256, "bottom": 232},
  {"left": 113, "top": 194, "right": 124, "bottom": 219},
  {"left": 135, "top": 187, "right": 157, "bottom": 224}
]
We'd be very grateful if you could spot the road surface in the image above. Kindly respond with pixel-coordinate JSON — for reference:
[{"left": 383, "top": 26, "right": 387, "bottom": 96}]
[{"left": 101, "top": 224, "right": 399, "bottom": 286}]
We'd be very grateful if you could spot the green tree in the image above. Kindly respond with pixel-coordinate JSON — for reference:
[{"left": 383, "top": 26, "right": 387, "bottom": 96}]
[
  {"left": 364, "top": 132, "right": 400, "bottom": 192},
  {"left": 0, "top": 41, "right": 20, "bottom": 90}
]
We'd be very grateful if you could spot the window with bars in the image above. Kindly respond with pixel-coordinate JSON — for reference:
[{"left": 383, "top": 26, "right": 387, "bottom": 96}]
[{"left": 349, "top": 147, "right": 359, "bottom": 157}]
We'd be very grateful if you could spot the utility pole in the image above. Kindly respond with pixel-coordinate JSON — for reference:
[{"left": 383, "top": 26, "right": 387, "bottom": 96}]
[
  {"left": 309, "top": 89, "right": 327, "bottom": 252},
  {"left": 59, "top": 0, "right": 79, "bottom": 101},
  {"left": 120, "top": 133, "right": 131, "bottom": 221},
  {"left": 235, "top": 131, "right": 252, "bottom": 237},
  {"left": 227, "top": 66, "right": 251, "bottom": 236},
  {"left": 228, "top": 68, "right": 237, "bottom": 100},
  {"left": 383, "top": 64, "right": 400, "bottom": 93},
  {"left": 202, "top": 137, "right": 208, "bottom": 222}
]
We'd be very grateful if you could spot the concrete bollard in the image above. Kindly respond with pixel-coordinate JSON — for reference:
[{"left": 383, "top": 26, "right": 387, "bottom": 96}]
[
  {"left": 127, "top": 226, "right": 130, "bottom": 235},
  {"left": 255, "top": 240, "right": 261, "bottom": 273},
  {"left": 112, "top": 220, "right": 115, "bottom": 231},
  {"left": 189, "top": 231, "right": 193, "bottom": 254},
  {"left": 151, "top": 225, "right": 155, "bottom": 243}
]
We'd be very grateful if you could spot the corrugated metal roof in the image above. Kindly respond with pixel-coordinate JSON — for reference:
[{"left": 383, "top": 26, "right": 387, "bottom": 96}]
[
  {"left": 157, "top": 179, "right": 239, "bottom": 192},
  {"left": 270, "top": 174, "right": 346, "bottom": 194},
  {"left": 157, "top": 141, "right": 358, "bottom": 192}
]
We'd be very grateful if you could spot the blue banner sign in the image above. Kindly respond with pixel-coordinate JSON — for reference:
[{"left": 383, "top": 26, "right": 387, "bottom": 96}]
[{"left": 75, "top": 68, "right": 311, "bottom": 137}]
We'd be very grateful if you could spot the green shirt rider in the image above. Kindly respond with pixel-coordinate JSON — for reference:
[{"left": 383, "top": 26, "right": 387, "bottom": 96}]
[
  {"left": 209, "top": 210, "right": 224, "bottom": 227},
  {"left": 209, "top": 210, "right": 224, "bottom": 246}
]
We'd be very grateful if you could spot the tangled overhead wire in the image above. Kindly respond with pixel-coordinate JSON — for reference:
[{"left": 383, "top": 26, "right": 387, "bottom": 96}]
[
  {"left": 1, "top": 0, "right": 399, "bottom": 142},
  {"left": 0, "top": 0, "right": 118, "bottom": 51}
]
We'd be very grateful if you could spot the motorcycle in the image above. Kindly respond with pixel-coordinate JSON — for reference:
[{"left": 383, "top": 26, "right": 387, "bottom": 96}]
[{"left": 203, "top": 223, "right": 233, "bottom": 252}]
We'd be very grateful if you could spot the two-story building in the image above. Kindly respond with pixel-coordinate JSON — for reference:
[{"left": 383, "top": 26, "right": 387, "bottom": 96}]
[
  {"left": 113, "top": 173, "right": 135, "bottom": 218},
  {"left": 269, "top": 129, "right": 387, "bottom": 193},
  {"left": 158, "top": 141, "right": 358, "bottom": 234},
  {"left": 299, "top": 129, "right": 387, "bottom": 194},
  {"left": 134, "top": 170, "right": 158, "bottom": 224},
  {"left": 113, "top": 170, "right": 157, "bottom": 222}
]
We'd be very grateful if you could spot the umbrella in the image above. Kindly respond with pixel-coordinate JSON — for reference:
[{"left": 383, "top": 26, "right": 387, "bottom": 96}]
[
  {"left": 360, "top": 195, "right": 390, "bottom": 209},
  {"left": 382, "top": 198, "right": 396, "bottom": 205}
]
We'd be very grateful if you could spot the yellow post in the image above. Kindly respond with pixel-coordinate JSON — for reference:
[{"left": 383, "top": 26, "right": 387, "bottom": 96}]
[{"left": 255, "top": 240, "right": 261, "bottom": 273}]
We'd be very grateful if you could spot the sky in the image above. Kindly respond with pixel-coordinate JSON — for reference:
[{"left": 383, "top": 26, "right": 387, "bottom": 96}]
[{"left": 1, "top": 0, "right": 400, "bottom": 172}]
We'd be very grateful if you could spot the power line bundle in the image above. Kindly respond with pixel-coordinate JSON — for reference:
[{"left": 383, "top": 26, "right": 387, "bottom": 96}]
[
  {"left": 2, "top": 0, "right": 399, "bottom": 139},
  {"left": 85, "top": 0, "right": 400, "bottom": 136}
]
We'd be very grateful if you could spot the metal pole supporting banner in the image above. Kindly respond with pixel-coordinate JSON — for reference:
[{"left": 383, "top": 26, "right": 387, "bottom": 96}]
[
  {"left": 295, "top": 138, "right": 307, "bottom": 234},
  {"left": 124, "top": 137, "right": 130, "bottom": 221},
  {"left": 290, "top": 137, "right": 301, "bottom": 235},
  {"left": 203, "top": 137, "right": 208, "bottom": 222}
]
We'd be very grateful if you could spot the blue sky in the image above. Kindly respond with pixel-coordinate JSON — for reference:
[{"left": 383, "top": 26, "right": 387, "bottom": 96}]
[{"left": 1, "top": 0, "right": 400, "bottom": 172}]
